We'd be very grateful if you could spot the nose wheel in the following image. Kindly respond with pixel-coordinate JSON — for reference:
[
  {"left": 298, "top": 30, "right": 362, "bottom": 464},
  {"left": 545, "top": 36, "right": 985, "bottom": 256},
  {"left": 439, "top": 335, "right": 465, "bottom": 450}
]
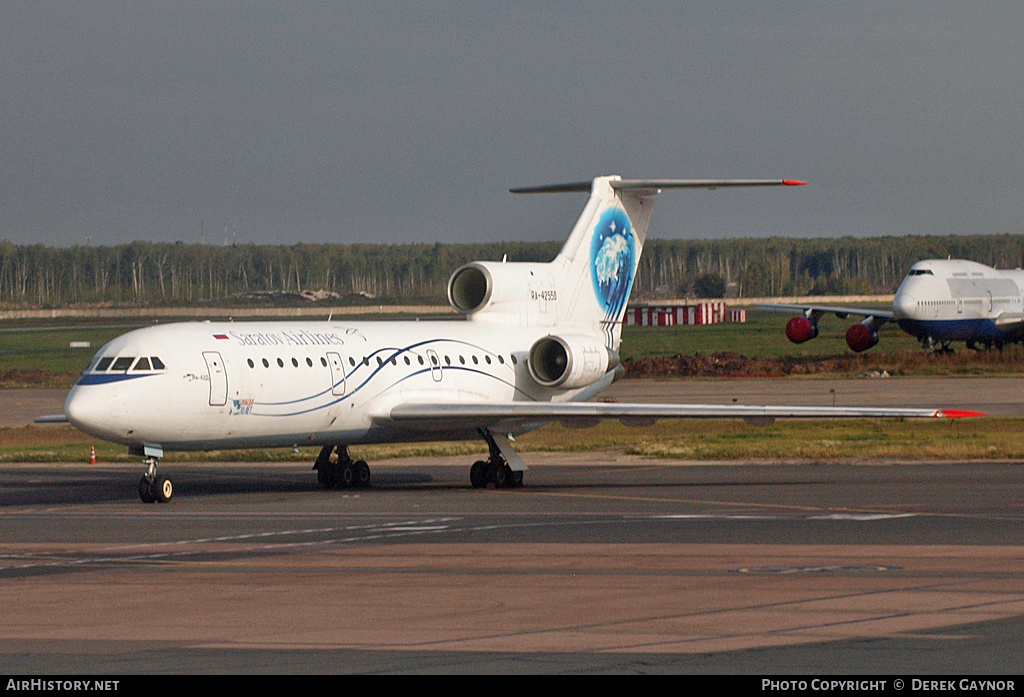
[{"left": 138, "top": 456, "right": 173, "bottom": 503}]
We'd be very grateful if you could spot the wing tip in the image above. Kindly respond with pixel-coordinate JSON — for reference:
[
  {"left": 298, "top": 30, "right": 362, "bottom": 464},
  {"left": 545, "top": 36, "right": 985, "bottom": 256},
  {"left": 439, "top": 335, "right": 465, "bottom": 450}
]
[
  {"left": 934, "top": 409, "right": 987, "bottom": 419},
  {"left": 782, "top": 179, "right": 808, "bottom": 186}
]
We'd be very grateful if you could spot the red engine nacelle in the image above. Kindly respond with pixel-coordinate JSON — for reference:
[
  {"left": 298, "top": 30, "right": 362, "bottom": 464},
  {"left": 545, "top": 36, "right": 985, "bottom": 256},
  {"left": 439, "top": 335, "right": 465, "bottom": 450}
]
[
  {"left": 845, "top": 323, "right": 879, "bottom": 352},
  {"left": 785, "top": 316, "right": 818, "bottom": 344}
]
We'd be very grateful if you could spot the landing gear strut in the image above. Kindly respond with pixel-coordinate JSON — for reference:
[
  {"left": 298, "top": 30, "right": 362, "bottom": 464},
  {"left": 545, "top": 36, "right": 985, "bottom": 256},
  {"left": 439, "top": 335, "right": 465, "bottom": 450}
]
[
  {"left": 470, "top": 428, "right": 525, "bottom": 489},
  {"left": 314, "top": 445, "right": 371, "bottom": 490},
  {"left": 138, "top": 456, "right": 173, "bottom": 503}
]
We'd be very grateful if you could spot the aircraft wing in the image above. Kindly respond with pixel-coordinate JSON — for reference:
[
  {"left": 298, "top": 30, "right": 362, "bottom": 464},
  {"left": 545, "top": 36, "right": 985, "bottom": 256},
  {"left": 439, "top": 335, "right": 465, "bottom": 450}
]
[
  {"left": 33, "top": 414, "right": 69, "bottom": 423},
  {"left": 994, "top": 312, "right": 1024, "bottom": 329},
  {"left": 385, "top": 401, "right": 980, "bottom": 434},
  {"left": 756, "top": 303, "right": 895, "bottom": 321}
]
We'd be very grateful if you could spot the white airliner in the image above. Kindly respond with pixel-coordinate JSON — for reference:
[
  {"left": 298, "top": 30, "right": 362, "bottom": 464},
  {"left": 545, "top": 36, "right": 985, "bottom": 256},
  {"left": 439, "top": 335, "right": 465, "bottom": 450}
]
[
  {"left": 42, "top": 176, "right": 979, "bottom": 503},
  {"left": 758, "top": 259, "right": 1024, "bottom": 353}
]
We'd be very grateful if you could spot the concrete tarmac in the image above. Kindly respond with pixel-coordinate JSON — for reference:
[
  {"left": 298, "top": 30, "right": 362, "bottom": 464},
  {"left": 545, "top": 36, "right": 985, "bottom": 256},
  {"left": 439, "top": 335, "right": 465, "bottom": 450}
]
[{"left": 1, "top": 454, "right": 1023, "bottom": 674}]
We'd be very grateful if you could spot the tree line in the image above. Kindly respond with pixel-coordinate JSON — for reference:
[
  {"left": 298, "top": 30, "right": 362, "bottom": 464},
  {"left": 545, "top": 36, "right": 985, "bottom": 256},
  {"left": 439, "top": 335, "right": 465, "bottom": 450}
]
[{"left": 1, "top": 234, "right": 1023, "bottom": 307}]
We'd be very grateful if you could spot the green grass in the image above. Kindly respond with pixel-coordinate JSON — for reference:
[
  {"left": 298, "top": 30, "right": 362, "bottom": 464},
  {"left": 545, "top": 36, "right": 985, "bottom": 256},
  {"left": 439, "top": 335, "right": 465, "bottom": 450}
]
[{"left": 8, "top": 417, "right": 1018, "bottom": 464}]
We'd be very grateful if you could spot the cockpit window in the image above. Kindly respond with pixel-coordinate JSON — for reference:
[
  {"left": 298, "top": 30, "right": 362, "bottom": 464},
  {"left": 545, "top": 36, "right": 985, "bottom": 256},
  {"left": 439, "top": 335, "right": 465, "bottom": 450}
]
[
  {"left": 95, "top": 357, "right": 114, "bottom": 371},
  {"left": 151, "top": 356, "right": 165, "bottom": 370},
  {"left": 133, "top": 357, "right": 151, "bottom": 371},
  {"left": 908, "top": 269, "right": 934, "bottom": 276},
  {"left": 110, "top": 357, "right": 134, "bottom": 371}
]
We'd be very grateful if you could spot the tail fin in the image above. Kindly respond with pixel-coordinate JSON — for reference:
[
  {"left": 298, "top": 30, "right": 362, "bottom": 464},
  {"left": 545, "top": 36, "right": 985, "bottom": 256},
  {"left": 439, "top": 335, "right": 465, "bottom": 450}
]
[{"left": 513, "top": 176, "right": 805, "bottom": 349}]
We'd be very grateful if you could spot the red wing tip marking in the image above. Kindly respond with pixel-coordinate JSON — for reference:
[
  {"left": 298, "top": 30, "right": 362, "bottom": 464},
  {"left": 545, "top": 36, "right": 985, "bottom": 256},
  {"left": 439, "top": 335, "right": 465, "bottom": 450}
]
[
  {"left": 782, "top": 179, "right": 808, "bottom": 186},
  {"left": 935, "top": 409, "right": 987, "bottom": 419}
]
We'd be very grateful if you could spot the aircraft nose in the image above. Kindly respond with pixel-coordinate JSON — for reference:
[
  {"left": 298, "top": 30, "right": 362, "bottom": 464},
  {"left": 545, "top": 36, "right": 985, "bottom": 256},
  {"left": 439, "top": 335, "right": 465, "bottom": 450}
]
[
  {"left": 893, "top": 288, "right": 918, "bottom": 319},
  {"left": 65, "top": 386, "right": 116, "bottom": 439}
]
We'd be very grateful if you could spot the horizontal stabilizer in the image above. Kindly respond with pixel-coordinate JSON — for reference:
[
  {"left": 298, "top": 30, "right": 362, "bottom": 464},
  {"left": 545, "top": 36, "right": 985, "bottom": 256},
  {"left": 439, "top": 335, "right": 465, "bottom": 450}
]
[{"left": 511, "top": 178, "right": 806, "bottom": 195}]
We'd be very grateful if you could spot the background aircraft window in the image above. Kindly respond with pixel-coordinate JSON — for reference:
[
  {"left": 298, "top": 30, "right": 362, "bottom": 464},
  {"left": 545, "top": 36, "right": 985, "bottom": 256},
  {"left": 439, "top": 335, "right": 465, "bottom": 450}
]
[
  {"left": 132, "top": 357, "right": 151, "bottom": 371},
  {"left": 111, "top": 357, "right": 134, "bottom": 371},
  {"left": 95, "top": 357, "right": 114, "bottom": 371},
  {"left": 151, "top": 357, "right": 165, "bottom": 370}
]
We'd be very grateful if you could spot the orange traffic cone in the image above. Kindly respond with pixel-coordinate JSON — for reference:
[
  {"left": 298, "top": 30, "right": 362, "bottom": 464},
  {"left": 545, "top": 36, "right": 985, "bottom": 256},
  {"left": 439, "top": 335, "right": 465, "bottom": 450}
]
[{"left": 89, "top": 445, "right": 97, "bottom": 465}]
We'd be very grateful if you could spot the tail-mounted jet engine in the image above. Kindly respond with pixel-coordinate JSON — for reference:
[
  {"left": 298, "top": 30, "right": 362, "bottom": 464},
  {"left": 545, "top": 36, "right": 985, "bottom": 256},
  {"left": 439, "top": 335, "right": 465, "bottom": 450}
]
[
  {"left": 448, "top": 261, "right": 555, "bottom": 322},
  {"left": 528, "top": 334, "right": 618, "bottom": 389}
]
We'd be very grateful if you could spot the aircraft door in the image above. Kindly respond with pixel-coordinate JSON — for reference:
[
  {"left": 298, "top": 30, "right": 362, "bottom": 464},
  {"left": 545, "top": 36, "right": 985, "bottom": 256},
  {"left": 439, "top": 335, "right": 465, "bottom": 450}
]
[
  {"left": 956, "top": 297, "right": 964, "bottom": 314},
  {"left": 202, "top": 351, "right": 228, "bottom": 407},
  {"left": 426, "top": 349, "right": 443, "bottom": 382},
  {"left": 327, "top": 352, "right": 346, "bottom": 396}
]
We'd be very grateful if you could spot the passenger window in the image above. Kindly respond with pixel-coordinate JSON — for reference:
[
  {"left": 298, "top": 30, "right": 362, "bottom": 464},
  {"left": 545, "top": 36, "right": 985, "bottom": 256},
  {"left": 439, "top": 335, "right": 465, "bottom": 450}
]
[
  {"left": 95, "top": 357, "right": 114, "bottom": 371},
  {"left": 111, "top": 357, "right": 134, "bottom": 371},
  {"left": 151, "top": 357, "right": 165, "bottom": 370},
  {"left": 306, "top": 357, "right": 313, "bottom": 367},
  {"left": 132, "top": 357, "right": 151, "bottom": 371},
  {"left": 247, "top": 359, "right": 255, "bottom": 368},
  {"left": 292, "top": 358, "right": 299, "bottom": 367},
  {"left": 262, "top": 358, "right": 270, "bottom": 368}
]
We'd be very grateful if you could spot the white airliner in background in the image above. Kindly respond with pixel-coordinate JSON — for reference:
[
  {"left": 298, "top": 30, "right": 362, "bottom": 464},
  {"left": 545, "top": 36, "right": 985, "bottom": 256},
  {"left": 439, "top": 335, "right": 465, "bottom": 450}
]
[
  {"left": 42, "top": 176, "right": 979, "bottom": 503},
  {"left": 758, "top": 259, "right": 1024, "bottom": 353}
]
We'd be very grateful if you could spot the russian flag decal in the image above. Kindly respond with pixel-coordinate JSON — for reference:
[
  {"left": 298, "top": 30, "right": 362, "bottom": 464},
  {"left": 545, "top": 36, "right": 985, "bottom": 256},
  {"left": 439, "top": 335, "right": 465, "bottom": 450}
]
[{"left": 214, "top": 334, "right": 229, "bottom": 340}]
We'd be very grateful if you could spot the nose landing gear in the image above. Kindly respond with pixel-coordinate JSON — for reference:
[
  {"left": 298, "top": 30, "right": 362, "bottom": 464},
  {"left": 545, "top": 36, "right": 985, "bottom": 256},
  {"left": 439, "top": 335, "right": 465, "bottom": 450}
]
[{"left": 138, "top": 455, "right": 173, "bottom": 503}]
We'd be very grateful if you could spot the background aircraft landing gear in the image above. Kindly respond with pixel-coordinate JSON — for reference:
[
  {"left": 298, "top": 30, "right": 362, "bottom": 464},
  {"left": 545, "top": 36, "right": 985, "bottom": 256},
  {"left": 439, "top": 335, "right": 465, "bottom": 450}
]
[
  {"left": 138, "top": 456, "right": 173, "bottom": 503},
  {"left": 314, "top": 445, "right": 370, "bottom": 490}
]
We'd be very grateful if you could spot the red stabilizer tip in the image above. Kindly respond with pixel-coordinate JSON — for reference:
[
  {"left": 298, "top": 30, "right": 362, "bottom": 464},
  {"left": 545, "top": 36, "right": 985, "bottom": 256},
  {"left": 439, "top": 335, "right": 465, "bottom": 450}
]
[
  {"left": 937, "top": 410, "right": 987, "bottom": 418},
  {"left": 782, "top": 179, "right": 808, "bottom": 186}
]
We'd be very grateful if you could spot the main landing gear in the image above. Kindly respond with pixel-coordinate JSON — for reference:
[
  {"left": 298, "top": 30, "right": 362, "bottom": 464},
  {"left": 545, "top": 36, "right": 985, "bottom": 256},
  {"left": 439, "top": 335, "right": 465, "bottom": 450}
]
[
  {"left": 469, "top": 428, "right": 526, "bottom": 489},
  {"left": 314, "top": 445, "right": 371, "bottom": 490},
  {"left": 138, "top": 456, "right": 173, "bottom": 503}
]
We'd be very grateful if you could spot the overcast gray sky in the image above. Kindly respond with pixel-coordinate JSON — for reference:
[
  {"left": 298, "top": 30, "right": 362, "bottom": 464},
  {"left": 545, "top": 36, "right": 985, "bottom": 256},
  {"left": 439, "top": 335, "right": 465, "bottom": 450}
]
[{"left": 2, "top": 2, "right": 1023, "bottom": 248}]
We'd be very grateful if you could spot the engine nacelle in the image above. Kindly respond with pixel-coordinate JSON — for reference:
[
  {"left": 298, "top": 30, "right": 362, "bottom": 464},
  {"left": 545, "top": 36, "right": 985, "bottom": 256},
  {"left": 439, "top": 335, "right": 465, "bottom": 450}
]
[
  {"left": 845, "top": 323, "right": 879, "bottom": 352},
  {"left": 785, "top": 316, "right": 818, "bottom": 344},
  {"left": 528, "top": 334, "right": 617, "bottom": 389},
  {"left": 447, "top": 261, "right": 554, "bottom": 320}
]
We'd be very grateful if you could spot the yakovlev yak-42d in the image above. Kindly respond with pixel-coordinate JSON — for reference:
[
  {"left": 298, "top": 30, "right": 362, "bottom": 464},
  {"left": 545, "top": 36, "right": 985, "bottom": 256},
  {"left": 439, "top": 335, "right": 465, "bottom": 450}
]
[{"left": 40, "top": 176, "right": 981, "bottom": 502}]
